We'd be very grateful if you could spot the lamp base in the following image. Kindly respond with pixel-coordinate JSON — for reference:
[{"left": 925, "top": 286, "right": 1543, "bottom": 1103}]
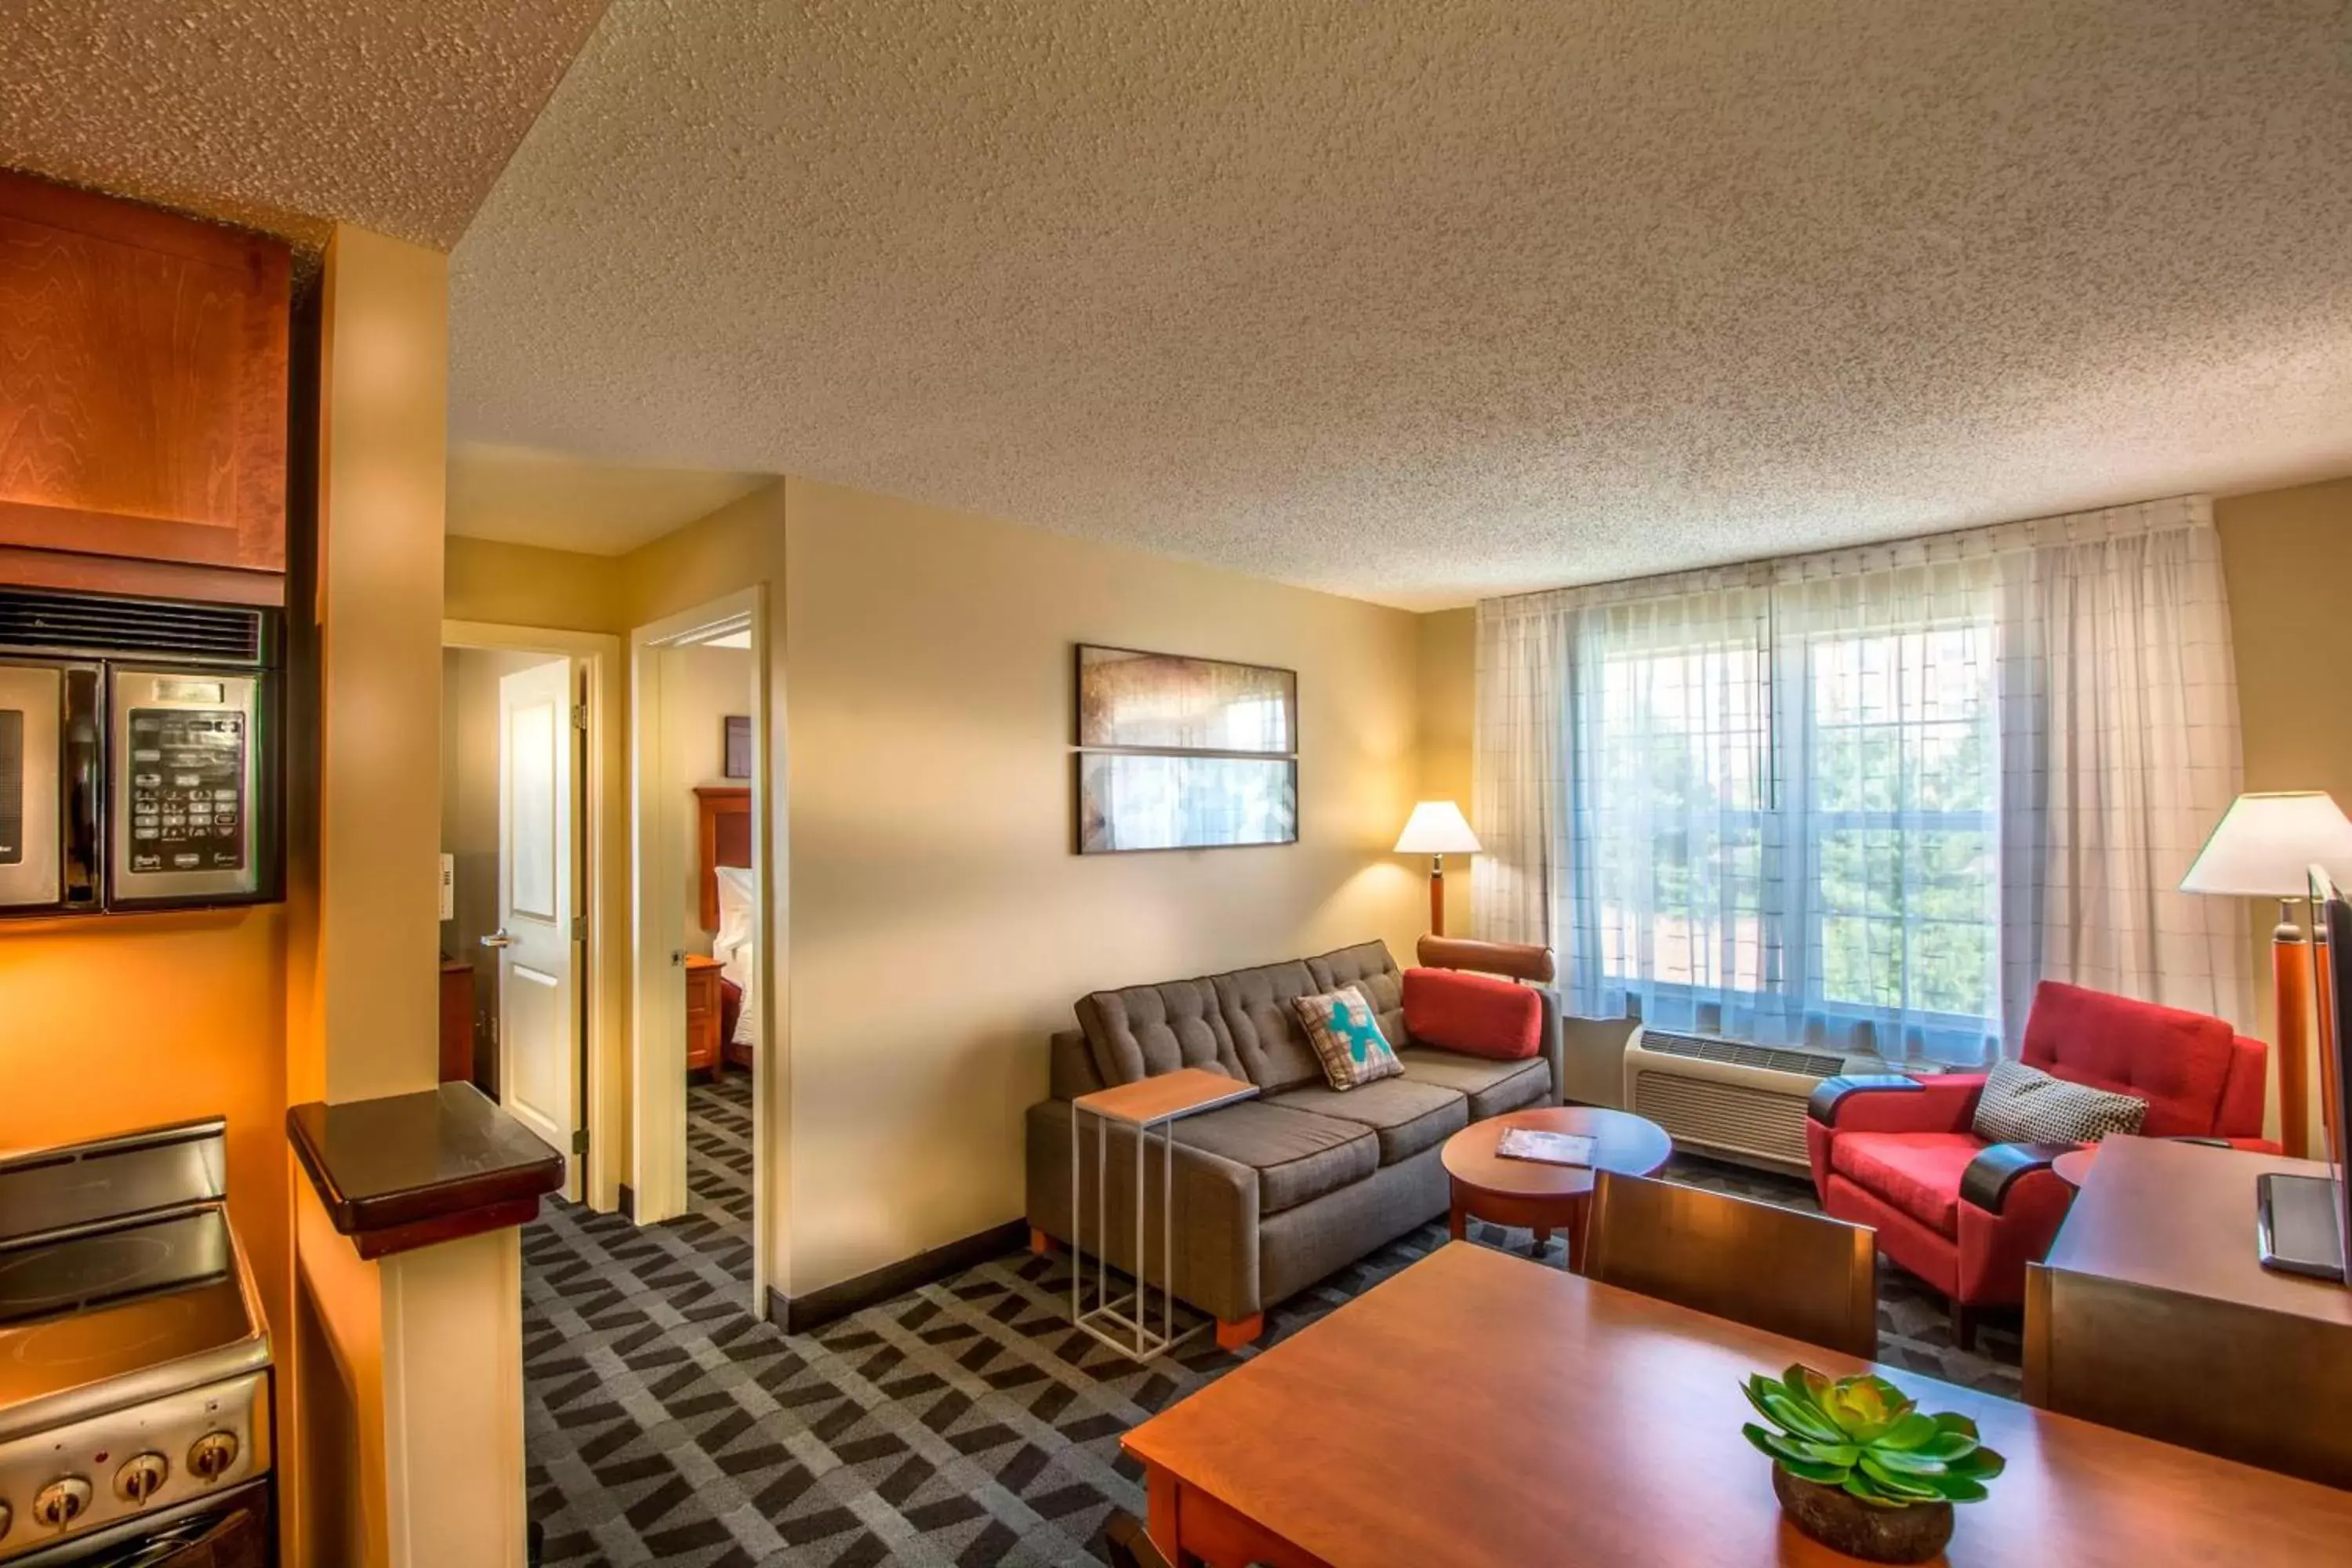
[
  {"left": 1429, "top": 858, "right": 1446, "bottom": 938},
  {"left": 2274, "top": 906, "right": 2312, "bottom": 1161}
]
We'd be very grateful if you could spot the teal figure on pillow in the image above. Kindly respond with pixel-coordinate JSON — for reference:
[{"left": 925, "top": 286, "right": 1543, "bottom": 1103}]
[
  {"left": 1291, "top": 984, "right": 1402, "bottom": 1090},
  {"left": 1331, "top": 999, "right": 1385, "bottom": 1067}
]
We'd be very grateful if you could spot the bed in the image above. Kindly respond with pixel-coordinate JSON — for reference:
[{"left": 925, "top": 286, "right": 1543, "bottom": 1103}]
[{"left": 694, "top": 785, "right": 756, "bottom": 1067}]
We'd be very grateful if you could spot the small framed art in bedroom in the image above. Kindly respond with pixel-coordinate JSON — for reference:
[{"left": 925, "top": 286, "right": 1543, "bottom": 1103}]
[
  {"left": 724, "top": 714, "right": 752, "bottom": 779},
  {"left": 1072, "top": 643, "right": 1299, "bottom": 854}
]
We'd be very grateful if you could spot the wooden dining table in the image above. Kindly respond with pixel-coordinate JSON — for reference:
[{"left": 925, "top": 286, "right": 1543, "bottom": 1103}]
[{"left": 1120, "top": 1241, "right": 2352, "bottom": 1567}]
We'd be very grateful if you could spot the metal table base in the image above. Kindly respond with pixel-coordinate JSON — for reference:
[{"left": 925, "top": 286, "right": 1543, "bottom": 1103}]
[{"left": 1065, "top": 1069, "right": 1257, "bottom": 1363}]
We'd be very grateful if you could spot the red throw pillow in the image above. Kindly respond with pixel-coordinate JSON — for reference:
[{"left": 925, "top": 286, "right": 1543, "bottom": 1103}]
[{"left": 1403, "top": 967, "right": 1541, "bottom": 1060}]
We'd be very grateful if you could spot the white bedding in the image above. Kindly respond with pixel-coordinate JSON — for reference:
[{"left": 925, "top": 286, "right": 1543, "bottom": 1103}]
[{"left": 713, "top": 865, "right": 758, "bottom": 1049}]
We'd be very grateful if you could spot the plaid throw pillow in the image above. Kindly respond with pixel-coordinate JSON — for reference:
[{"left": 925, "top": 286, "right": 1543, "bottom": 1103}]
[
  {"left": 1292, "top": 985, "right": 1403, "bottom": 1091},
  {"left": 1971, "top": 1058, "right": 2147, "bottom": 1145}
]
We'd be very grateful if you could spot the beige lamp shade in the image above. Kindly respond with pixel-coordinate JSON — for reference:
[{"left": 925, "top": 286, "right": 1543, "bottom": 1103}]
[
  {"left": 1395, "top": 800, "right": 1481, "bottom": 856},
  {"left": 2179, "top": 792, "right": 2352, "bottom": 897}
]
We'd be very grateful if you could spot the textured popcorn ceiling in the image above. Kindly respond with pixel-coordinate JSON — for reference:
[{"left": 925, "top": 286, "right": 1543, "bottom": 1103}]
[
  {"left": 0, "top": 1, "right": 609, "bottom": 249},
  {"left": 448, "top": 444, "right": 767, "bottom": 556},
  {"left": 446, "top": 1, "right": 2352, "bottom": 608}
]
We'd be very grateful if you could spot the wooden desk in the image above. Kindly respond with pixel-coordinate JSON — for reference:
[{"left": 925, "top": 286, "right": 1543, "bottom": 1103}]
[
  {"left": 2027, "top": 1134, "right": 2352, "bottom": 1486},
  {"left": 1123, "top": 1241, "right": 2352, "bottom": 1568}
]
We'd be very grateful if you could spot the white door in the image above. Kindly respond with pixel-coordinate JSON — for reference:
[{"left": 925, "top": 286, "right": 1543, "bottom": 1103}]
[{"left": 493, "top": 657, "right": 581, "bottom": 1191}]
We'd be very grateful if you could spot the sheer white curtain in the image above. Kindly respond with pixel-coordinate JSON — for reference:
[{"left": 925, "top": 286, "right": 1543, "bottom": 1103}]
[{"left": 1472, "top": 496, "right": 2248, "bottom": 1062}]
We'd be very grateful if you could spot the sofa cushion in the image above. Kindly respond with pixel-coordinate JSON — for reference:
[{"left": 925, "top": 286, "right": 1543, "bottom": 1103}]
[
  {"left": 1214, "top": 960, "right": 1328, "bottom": 1092},
  {"left": 1830, "top": 1131, "right": 1983, "bottom": 1238},
  {"left": 1396, "top": 1048, "right": 1552, "bottom": 1120},
  {"left": 1076, "top": 978, "right": 1244, "bottom": 1087},
  {"left": 1305, "top": 942, "right": 1406, "bottom": 1045},
  {"left": 1171, "top": 1102, "right": 1380, "bottom": 1215},
  {"left": 1269, "top": 1077, "right": 1469, "bottom": 1165},
  {"left": 1403, "top": 967, "right": 1541, "bottom": 1060},
  {"left": 2021, "top": 980, "right": 2234, "bottom": 1138}
]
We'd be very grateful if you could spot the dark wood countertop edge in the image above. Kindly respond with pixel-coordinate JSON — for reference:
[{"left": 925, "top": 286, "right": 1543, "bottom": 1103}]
[{"left": 286, "top": 1088, "right": 566, "bottom": 1259}]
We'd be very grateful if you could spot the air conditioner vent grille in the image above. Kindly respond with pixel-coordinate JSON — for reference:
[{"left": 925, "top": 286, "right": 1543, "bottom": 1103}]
[
  {"left": 1641, "top": 1029, "right": 1844, "bottom": 1080},
  {"left": 0, "top": 590, "right": 263, "bottom": 662},
  {"left": 1630, "top": 1070, "right": 1813, "bottom": 1170}
]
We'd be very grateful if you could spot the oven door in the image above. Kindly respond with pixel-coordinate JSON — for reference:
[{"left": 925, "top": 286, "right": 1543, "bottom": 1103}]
[{"left": 14, "top": 1479, "right": 269, "bottom": 1567}]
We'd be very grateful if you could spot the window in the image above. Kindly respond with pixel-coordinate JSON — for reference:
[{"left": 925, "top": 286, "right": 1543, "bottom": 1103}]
[{"left": 1575, "top": 607, "right": 2002, "bottom": 1062}]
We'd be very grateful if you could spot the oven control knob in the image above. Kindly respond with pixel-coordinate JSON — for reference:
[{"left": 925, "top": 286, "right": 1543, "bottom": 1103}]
[
  {"left": 188, "top": 1431, "right": 239, "bottom": 1482},
  {"left": 115, "top": 1452, "right": 169, "bottom": 1504},
  {"left": 31, "top": 1476, "right": 92, "bottom": 1529}
]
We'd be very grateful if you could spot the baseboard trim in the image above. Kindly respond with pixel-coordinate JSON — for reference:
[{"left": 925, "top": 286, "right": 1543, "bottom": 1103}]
[
  {"left": 767, "top": 1218, "right": 1029, "bottom": 1335},
  {"left": 617, "top": 1182, "right": 636, "bottom": 1221}
]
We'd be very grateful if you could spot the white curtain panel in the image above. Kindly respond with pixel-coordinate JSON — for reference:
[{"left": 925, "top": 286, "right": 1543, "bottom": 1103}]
[
  {"left": 1471, "top": 495, "right": 2247, "bottom": 1062},
  {"left": 1471, "top": 601, "right": 1572, "bottom": 949}
]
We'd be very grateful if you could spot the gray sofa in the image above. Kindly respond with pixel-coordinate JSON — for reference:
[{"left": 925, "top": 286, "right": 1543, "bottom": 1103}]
[{"left": 1024, "top": 938, "right": 1562, "bottom": 1347}]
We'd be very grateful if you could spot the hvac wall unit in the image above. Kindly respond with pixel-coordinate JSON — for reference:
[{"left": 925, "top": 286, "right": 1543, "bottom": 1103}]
[{"left": 1621, "top": 1029, "right": 1849, "bottom": 1178}]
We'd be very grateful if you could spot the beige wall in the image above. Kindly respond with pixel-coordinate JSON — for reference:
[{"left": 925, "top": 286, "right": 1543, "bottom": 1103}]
[
  {"left": 778, "top": 475, "right": 1425, "bottom": 1294},
  {"left": 467, "top": 474, "right": 1428, "bottom": 1298},
  {"left": 2215, "top": 477, "right": 2352, "bottom": 1151},
  {"left": 666, "top": 643, "right": 754, "bottom": 956},
  {"left": 444, "top": 535, "right": 624, "bottom": 633}
]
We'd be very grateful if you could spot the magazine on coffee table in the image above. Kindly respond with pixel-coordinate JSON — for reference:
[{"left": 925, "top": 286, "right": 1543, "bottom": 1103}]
[{"left": 1494, "top": 1128, "right": 1596, "bottom": 1167}]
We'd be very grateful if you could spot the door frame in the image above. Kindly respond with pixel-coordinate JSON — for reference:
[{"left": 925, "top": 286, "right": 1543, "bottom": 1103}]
[
  {"left": 629, "top": 585, "right": 775, "bottom": 1315},
  {"left": 442, "top": 619, "right": 626, "bottom": 1210}
]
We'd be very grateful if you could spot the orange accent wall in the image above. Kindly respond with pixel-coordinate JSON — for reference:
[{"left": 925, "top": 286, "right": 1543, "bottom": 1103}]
[{"left": 0, "top": 908, "right": 292, "bottom": 1358}]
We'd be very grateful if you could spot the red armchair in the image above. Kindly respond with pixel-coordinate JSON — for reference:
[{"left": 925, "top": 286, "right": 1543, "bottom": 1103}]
[{"left": 1806, "top": 981, "right": 2274, "bottom": 1345}]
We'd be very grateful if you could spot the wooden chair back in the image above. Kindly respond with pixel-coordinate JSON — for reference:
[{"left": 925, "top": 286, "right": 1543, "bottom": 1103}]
[
  {"left": 1584, "top": 1172, "right": 1878, "bottom": 1359},
  {"left": 1104, "top": 1510, "right": 1175, "bottom": 1568}
]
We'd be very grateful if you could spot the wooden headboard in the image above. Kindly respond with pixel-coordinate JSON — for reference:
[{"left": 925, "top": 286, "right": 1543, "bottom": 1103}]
[{"left": 694, "top": 785, "right": 751, "bottom": 931}]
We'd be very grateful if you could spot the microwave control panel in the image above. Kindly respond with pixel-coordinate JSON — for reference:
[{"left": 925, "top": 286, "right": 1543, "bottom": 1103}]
[
  {"left": 110, "top": 668, "right": 265, "bottom": 905},
  {"left": 125, "top": 706, "right": 246, "bottom": 875}
]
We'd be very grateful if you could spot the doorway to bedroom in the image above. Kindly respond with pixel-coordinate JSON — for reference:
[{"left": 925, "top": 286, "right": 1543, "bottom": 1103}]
[{"left": 629, "top": 588, "right": 774, "bottom": 1308}]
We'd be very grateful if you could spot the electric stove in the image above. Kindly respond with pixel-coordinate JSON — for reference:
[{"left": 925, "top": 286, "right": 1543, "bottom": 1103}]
[{"left": 0, "top": 1120, "right": 271, "bottom": 1564}]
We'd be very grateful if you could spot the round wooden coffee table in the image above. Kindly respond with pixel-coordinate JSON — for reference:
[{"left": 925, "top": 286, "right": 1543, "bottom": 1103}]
[{"left": 1442, "top": 1106, "right": 1674, "bottom": 1272}]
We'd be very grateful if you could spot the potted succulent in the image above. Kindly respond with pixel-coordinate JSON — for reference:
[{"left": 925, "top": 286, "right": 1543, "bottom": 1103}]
[{"left": 1741, "top": 1364, "right": 2006, "bottom": 1564}]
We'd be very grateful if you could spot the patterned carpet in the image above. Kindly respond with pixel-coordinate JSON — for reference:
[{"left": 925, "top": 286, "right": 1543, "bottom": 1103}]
[
  {"left": 688, "top": 1073, "right": 757, "bottom": 1254},
  {"left": 523, "top": 1145, "right": 2018, "bottom": 1566}
]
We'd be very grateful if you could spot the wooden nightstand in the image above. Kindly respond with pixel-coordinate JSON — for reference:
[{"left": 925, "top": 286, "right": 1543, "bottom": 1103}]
[{"left": 685, "top": 954, "right": 726, "bottom": 1080}]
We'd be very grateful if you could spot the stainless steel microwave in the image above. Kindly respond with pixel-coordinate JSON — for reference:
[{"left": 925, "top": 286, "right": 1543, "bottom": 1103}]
[{"left": 0, "top": 589, "right": 281, "bottom": 918}]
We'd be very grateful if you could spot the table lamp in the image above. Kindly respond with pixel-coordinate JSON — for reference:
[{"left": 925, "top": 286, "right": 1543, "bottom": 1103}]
[
  {"left": 2180, "top": 791, "right": 2352, "bottom": 1158},
  {"left": 1395, "top": 800, "right": 1480, "bottom": 938}
]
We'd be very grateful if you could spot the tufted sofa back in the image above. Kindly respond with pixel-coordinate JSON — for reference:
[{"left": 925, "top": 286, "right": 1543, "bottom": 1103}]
[{"left": 1075, "top": 942, "right": 1403, "bottom": 1091}]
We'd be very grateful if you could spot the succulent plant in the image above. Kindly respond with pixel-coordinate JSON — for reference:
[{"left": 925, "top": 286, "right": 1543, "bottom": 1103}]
[{"left": 1741, "top": 1365, "right": 2006, "bottom": 1508}]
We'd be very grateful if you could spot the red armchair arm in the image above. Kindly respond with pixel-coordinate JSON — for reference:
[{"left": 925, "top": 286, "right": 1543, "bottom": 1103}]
[
  {"left": 1955, "top": 1147, "right": 2078, "bottom": 1309},
  {"left": 1807, "top": 1073, "right": 1987, "bottom": 1134}
]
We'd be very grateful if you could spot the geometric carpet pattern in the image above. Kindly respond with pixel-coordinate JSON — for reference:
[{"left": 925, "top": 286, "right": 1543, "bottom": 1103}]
[
  {"left": 524, "top": 1152, "right": 2019, "bottom": 1566},
  {"left": 688, "top": 1073, "right": 757, "bottom": 1250}
]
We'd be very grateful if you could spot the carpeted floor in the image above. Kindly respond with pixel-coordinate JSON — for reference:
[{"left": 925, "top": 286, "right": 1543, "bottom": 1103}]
[
  {"left": 524, "top": 1146, "right": 2019, "bottom": 1566},
  {"left": 688, "top": 1072, "right": 757, "bottom": 1252}
]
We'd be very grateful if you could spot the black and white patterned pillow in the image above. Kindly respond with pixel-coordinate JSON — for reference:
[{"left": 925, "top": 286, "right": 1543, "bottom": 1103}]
[{"left": 1972, "top": 1058, "right": 2147, "bottom": 1145}]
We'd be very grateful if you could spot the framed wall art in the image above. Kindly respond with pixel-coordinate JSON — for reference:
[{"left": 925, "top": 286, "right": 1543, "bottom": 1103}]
[{"left": 1073, "top": 644, "right": 1298, "bottom": 854}]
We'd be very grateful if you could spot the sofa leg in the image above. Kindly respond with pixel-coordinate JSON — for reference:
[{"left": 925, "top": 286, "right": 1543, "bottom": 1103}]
[
  {"left": 1214, "top": 1314, "right": 1264, "bottom": 1351},
  {"left": 1952, "top": 1304, "right": 1977, "bottom": 1352},
  {"left": 1029, "top": 1226, "right": 1056, "bottom": 1257}
]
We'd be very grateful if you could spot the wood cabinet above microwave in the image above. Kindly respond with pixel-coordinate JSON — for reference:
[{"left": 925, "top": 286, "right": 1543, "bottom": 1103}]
[{"left": 0, "top": 169, "right": 291, "bottom": 595}]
